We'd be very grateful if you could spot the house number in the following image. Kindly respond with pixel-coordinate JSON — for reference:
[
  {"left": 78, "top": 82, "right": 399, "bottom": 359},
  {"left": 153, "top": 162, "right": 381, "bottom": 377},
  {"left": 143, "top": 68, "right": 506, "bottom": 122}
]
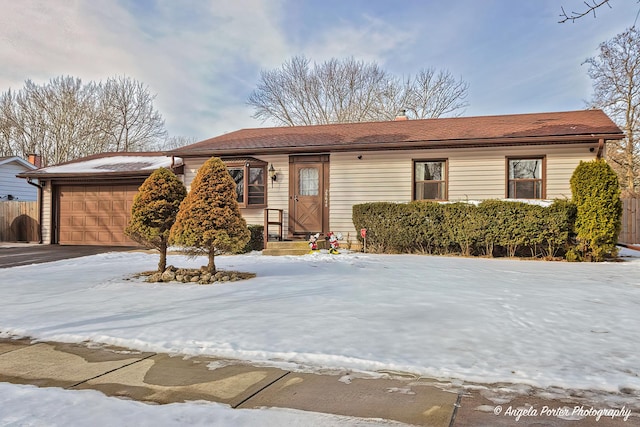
[{"left": 324, "top": 189, "right": 329, "bottom": 208}]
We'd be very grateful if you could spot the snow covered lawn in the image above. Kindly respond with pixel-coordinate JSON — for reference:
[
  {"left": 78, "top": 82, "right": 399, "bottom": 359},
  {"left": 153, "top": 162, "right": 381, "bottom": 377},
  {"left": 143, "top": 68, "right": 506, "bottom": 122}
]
[{"left": 1, "top": 249, "right": 639, "bottom": 411}]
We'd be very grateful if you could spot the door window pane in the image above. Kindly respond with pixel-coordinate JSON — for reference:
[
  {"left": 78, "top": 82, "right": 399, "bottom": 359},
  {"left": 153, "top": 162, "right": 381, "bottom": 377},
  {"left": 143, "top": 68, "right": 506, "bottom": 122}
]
[{"left": 299, "top": 167, "right": 319, "bottom": 196}]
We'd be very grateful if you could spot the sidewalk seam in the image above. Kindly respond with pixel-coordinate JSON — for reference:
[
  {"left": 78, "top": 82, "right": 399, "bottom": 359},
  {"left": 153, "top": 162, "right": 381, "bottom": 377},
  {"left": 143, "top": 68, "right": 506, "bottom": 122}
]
[
  {"left": 66, "top": 353, "right": 157, "bottom": 389},
  {"left": 448, "top": 392, "right": 463, "bottom": 427},
  {"left": 232, "top": 371, "right": 290, "bottom": 409}
]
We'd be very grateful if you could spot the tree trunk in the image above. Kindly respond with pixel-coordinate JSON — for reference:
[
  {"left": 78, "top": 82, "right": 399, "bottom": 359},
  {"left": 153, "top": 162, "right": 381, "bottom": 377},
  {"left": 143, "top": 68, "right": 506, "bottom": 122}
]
[
  {"left": 207, "top": 250, "right": 216, "bottom": 274},
  {"left": 158, "top": 238, "right": 167, "bottom": 272}
]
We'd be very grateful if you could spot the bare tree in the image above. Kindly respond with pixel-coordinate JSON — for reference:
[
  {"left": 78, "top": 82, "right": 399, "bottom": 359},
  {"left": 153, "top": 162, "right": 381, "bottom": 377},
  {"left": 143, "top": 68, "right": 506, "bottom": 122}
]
[
  {"left": 404, "top": 69, "right": 470, "bottom": 119},
  {"left": 98, "top": 76, "right": 167, "bottom": 152},
  {"left": 585, "top": 27, "right": 640, "bottom": 192},
  {"left": 559, "top": 0, "right": 612, "bottom": 23},
  {"left": 155, "top": 135, "right": 197, "bottom": 151},
  {"left": 0, "top": 75, "right": 167, "bottom": 166},
  {"left": 248, "top": 56, "right": 468, "bottom": 126}
]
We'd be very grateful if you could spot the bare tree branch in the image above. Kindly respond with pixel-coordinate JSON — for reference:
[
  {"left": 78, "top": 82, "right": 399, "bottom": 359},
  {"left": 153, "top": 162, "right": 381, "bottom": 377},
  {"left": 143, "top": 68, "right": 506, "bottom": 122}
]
[
  {"left": 248, "top": 56, "right": 468, "bottom": 126},
  {"left": 559, "top": 0, "right": 612, "bottom": 23},
  {"left": 585, "top": 26, "right": 640, "bottom": 191}
]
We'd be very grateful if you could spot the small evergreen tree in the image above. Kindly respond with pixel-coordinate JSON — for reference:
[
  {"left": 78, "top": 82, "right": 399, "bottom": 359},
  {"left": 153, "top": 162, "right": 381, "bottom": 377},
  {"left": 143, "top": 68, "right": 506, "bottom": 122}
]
[
  {"left": 125, "top": 168, "right": 187, "bottom": 272},
  {"left": 170, "top": 157, "right": 250, "bottom": 273},
  {"left": 570, "top": 159, "right": 622, "bottom": 261}
]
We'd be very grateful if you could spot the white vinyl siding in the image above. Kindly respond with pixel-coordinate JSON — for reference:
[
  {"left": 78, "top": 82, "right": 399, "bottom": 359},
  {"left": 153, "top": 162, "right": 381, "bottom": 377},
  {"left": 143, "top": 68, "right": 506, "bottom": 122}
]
[
  {"left": 329, "top": 143, "right": 598, "bottom": 237},
  {"left": 182, "top": 155, "right": 291, "bottom": 237},
  {"left": 181, "top": 143, "right": 599, "bottom": 241},
  {"left": 42, "top": 183, "right": 52, "bottom": 244}
]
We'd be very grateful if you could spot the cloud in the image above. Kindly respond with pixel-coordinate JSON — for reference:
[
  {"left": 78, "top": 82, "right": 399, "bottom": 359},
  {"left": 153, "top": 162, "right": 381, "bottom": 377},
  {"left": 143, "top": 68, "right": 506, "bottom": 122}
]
[
  {"left": 0, "top": 1, "right": 139, "bottom": 88},
  {"left": 0, "top": 0, "right": 291, "bottom": 139},
  {"left": 302, "top": 14, "right": 415, "bottom": 66}
]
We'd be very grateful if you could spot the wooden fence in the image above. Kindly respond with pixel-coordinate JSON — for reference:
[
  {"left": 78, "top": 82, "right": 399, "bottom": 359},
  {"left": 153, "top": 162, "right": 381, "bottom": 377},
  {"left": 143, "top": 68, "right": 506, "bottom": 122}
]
[
  {"left": 620, "top": 197, "right": 640, "bottom": 244},
  {"left": 0, "top": 201, "right": 39, "bottom": 242}
]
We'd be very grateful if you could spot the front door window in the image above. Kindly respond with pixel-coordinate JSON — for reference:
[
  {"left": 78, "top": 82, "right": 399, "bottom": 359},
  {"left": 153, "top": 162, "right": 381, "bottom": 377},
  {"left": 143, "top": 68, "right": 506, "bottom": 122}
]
[{"left": 299, "top": 167, "right": 319, "bottom": 196}]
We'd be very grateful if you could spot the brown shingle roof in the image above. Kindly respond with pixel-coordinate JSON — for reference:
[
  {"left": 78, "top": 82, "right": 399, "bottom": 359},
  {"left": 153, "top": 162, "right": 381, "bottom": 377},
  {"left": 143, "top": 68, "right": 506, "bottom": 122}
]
[{"left": 172, "top": 110, "right": 623, "bottom": 156}]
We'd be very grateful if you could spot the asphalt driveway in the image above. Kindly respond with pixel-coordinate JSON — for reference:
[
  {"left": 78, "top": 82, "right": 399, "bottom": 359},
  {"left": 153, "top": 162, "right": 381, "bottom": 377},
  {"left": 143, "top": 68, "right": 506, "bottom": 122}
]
[{"left": 0, "top": 245, "right": 138, "bottom": 269}]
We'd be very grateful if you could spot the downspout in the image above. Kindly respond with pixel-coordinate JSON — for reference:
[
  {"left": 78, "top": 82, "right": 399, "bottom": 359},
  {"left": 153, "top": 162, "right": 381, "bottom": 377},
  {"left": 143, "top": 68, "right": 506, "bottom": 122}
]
[
  {"left": 26, "top": 178, "right": 44, "bottom": 244},
  {"left": 596, "top": 138, "right": 605, "bottom": 159}
]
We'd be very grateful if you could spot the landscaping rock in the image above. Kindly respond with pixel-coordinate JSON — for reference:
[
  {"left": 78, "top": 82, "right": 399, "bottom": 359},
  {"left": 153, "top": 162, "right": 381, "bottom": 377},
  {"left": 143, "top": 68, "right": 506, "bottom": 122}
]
[
  {"left": 140, "top": 266, "right": 255, "bottom": 284},
  {"left": 148, "top": 272, "right": 162, "bottom": 283}
]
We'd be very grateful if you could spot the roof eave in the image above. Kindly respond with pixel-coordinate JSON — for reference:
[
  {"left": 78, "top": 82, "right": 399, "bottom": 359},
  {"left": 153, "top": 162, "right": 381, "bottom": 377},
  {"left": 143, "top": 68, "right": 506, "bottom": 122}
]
[
  {"left": 173, "top": 132, "right": 625, "bottom": 157},
  {"left": 17, "top": 170, "right": 159, "bottom": 180}
]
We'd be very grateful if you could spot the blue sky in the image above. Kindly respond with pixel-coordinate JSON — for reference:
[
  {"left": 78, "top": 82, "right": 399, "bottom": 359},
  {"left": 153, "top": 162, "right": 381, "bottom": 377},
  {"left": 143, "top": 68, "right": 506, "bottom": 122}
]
[{"left": 0, "top": 0, "right": 638, "bottom": 141}]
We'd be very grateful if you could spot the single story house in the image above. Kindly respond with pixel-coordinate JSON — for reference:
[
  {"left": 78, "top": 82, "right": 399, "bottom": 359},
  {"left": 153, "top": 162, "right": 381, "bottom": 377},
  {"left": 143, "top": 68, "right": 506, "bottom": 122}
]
[
  {"left": 170, "top": 109, "right": 623, "bottom": 241},
  {"left": 20, "top": 110, "right": 623, "bottom": 246},
  {"left": 0, "top": 156, "right": 39, "bottom": 201}
]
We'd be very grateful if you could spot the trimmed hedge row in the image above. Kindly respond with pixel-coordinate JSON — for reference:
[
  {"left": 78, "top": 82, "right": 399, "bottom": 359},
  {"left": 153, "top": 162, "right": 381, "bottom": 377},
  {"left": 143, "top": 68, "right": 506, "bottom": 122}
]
[{"left": 352, "top": 199, "right": 577, "bottom": 258}]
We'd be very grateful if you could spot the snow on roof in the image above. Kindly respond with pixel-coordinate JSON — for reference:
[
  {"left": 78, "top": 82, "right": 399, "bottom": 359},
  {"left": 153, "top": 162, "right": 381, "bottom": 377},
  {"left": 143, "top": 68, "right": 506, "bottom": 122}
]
[
  {"left": 31, "top": 155, "right": 182, "bottom": 175},
  {"left": 0, "top": 156, "right": 37, "bottom": 170}
]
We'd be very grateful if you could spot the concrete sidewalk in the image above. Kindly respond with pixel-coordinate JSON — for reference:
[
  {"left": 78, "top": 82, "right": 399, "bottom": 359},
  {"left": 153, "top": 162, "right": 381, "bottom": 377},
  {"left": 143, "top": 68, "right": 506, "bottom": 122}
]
[{"left": 0, "top": 338, "right": 633, "bottom": 426}]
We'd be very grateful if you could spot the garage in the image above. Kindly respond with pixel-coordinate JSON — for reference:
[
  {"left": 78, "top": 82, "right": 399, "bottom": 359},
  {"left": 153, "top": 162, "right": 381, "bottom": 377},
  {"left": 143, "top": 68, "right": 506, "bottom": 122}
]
[
  {"left": 18, "top": 153, "right": 183, "bottom": 246},
  {"left": 57, "top": 183, "right": 141, "bottom": 246}
]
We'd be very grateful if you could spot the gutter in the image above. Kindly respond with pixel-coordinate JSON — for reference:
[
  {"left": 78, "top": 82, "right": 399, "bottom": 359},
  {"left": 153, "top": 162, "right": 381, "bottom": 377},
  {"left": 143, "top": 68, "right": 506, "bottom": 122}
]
[
  {"left": 175, "top": 135, "right": 622, "bottom": 158},
  {"left": 25, "top": 177, "right": 44, "bottom": 244},
  {"left": 596, "top": 138, "right": 605, "bottom": 159}
]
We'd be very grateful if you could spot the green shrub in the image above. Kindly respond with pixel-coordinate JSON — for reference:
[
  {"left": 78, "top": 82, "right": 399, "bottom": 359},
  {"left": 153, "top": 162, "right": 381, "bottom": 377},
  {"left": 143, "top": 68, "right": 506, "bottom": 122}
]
[
  {"left": 125, "top": 168, "right": 187, "bottom": 272},
  {"left": 170, "top": 157, "right": 250, "bottom": 273},
  {"left": 353, "top": 199, "right": 577, "bottom": 259},
  {"left": 406, "top": 201, "right": 447, "bottom": 254},
  {"left": 243, "top": 225, "right": 265, "bottom": 252},
  {"left": 570, "top": 159, "right": 622, "bottom": 261}
]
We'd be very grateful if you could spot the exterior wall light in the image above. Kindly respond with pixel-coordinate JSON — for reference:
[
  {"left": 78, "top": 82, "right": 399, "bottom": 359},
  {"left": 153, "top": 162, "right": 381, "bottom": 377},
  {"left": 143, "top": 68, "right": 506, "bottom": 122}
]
[{"left": 268, "top": 164, "right": 277, "bottom": 185}]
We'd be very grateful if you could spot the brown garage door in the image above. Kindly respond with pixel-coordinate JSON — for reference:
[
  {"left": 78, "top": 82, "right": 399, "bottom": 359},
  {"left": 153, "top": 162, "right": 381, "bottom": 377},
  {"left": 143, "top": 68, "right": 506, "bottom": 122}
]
[{"left": 58, "top": 184, "right": 141, "bottom": 246}]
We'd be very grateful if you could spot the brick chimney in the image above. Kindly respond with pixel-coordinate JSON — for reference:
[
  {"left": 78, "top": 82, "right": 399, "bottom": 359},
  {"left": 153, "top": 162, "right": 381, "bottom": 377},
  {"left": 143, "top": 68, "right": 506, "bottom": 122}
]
[
  {"left": 28, "top": 154, "right": 42, "bottom": 168},
  {"left": 394, "top": 109, "right": 408, "bottom": 121}
]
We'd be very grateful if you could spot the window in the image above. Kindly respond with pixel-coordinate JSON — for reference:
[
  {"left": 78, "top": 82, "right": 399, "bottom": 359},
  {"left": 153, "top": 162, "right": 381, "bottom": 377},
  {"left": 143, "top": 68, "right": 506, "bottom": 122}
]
[
  {"left": 507, "top": 157, "right": 544, "bottom": 199},
  {"left": 414, "top": 160, "right": 447, "bottom": 200},
  {"left": 298, "top": 167, "right": 319, "bottom": 196},
  {"left": 225, "top": 159, "right": 266, "bottom": 208}
]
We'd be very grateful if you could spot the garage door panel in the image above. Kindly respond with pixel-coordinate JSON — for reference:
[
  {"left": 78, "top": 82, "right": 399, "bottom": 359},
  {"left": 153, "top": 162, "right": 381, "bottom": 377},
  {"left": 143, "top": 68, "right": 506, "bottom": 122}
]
[
  {"left": 85, "top": 216, "right": 99, "bottom": 227},
  {"left": 85, "top": 201, "right": 99, "bottom": 211},
  {"left": 71, "top": 216, "right": 85, "bottom": 227},
  {"left": 112, "top": 200, "right": 125, "bottom": 211},
  {"left": 111, "top": 216, "right": 127, "bottom": 227},
  {"left": 58, "top": 183, "right": 141, "bottom": 246}
]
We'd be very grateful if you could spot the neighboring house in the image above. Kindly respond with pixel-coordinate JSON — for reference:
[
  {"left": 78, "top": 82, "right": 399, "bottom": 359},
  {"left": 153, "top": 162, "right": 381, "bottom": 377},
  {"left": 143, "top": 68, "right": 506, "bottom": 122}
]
[
  {"left": 19, "top": 110, "right": 624, "bottom": 246},
  {"left": 0, "top": 156, "right": 38, "bottom": 201},
  {"left": 18, "top": 153, "right": 183, "bottom": 246}
]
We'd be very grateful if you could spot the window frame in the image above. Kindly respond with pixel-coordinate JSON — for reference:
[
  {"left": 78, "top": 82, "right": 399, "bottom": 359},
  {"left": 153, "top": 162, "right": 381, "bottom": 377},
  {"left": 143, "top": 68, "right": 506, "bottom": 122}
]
[
  {"left": 412, "top": 159, "right": 448, "bottom": 201},
  {"left": 505, "top": 156, "right": 546, "bottom": 199},
  {"left": 224, "top": 159, "right": 267, "bottom": 209}
]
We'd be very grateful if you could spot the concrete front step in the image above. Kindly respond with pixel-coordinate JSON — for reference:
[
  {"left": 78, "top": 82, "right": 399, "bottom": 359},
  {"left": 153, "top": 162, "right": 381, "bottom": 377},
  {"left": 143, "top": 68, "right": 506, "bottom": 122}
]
[
  {"left": 265, "top": 241, "right": 311, "bottom": 250},
  {"left": 263, "top": 240, "right": 327, "bottom": 256},
  {"left": 262, "top": 248, "right": 312, "bottom": 256}
]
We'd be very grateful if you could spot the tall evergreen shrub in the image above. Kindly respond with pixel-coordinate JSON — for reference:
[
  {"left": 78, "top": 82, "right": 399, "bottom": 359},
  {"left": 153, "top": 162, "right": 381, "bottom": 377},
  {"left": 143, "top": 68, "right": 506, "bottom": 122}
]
[
  {"left": 570, "top": 159, "right": 622, "bottom": 261},
  {"left": 170, "top": 157, "right": 250, "bottom": 273},
  {"left": 125, "top": 168, "right": 187, "bottom": 272}
]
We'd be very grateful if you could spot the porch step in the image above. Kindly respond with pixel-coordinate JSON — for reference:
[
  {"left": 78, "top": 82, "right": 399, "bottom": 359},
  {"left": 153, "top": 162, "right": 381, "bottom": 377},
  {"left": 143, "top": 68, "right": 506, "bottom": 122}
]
[{"left": 262, "top": 240, "right": 326, "bottom": 256}]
